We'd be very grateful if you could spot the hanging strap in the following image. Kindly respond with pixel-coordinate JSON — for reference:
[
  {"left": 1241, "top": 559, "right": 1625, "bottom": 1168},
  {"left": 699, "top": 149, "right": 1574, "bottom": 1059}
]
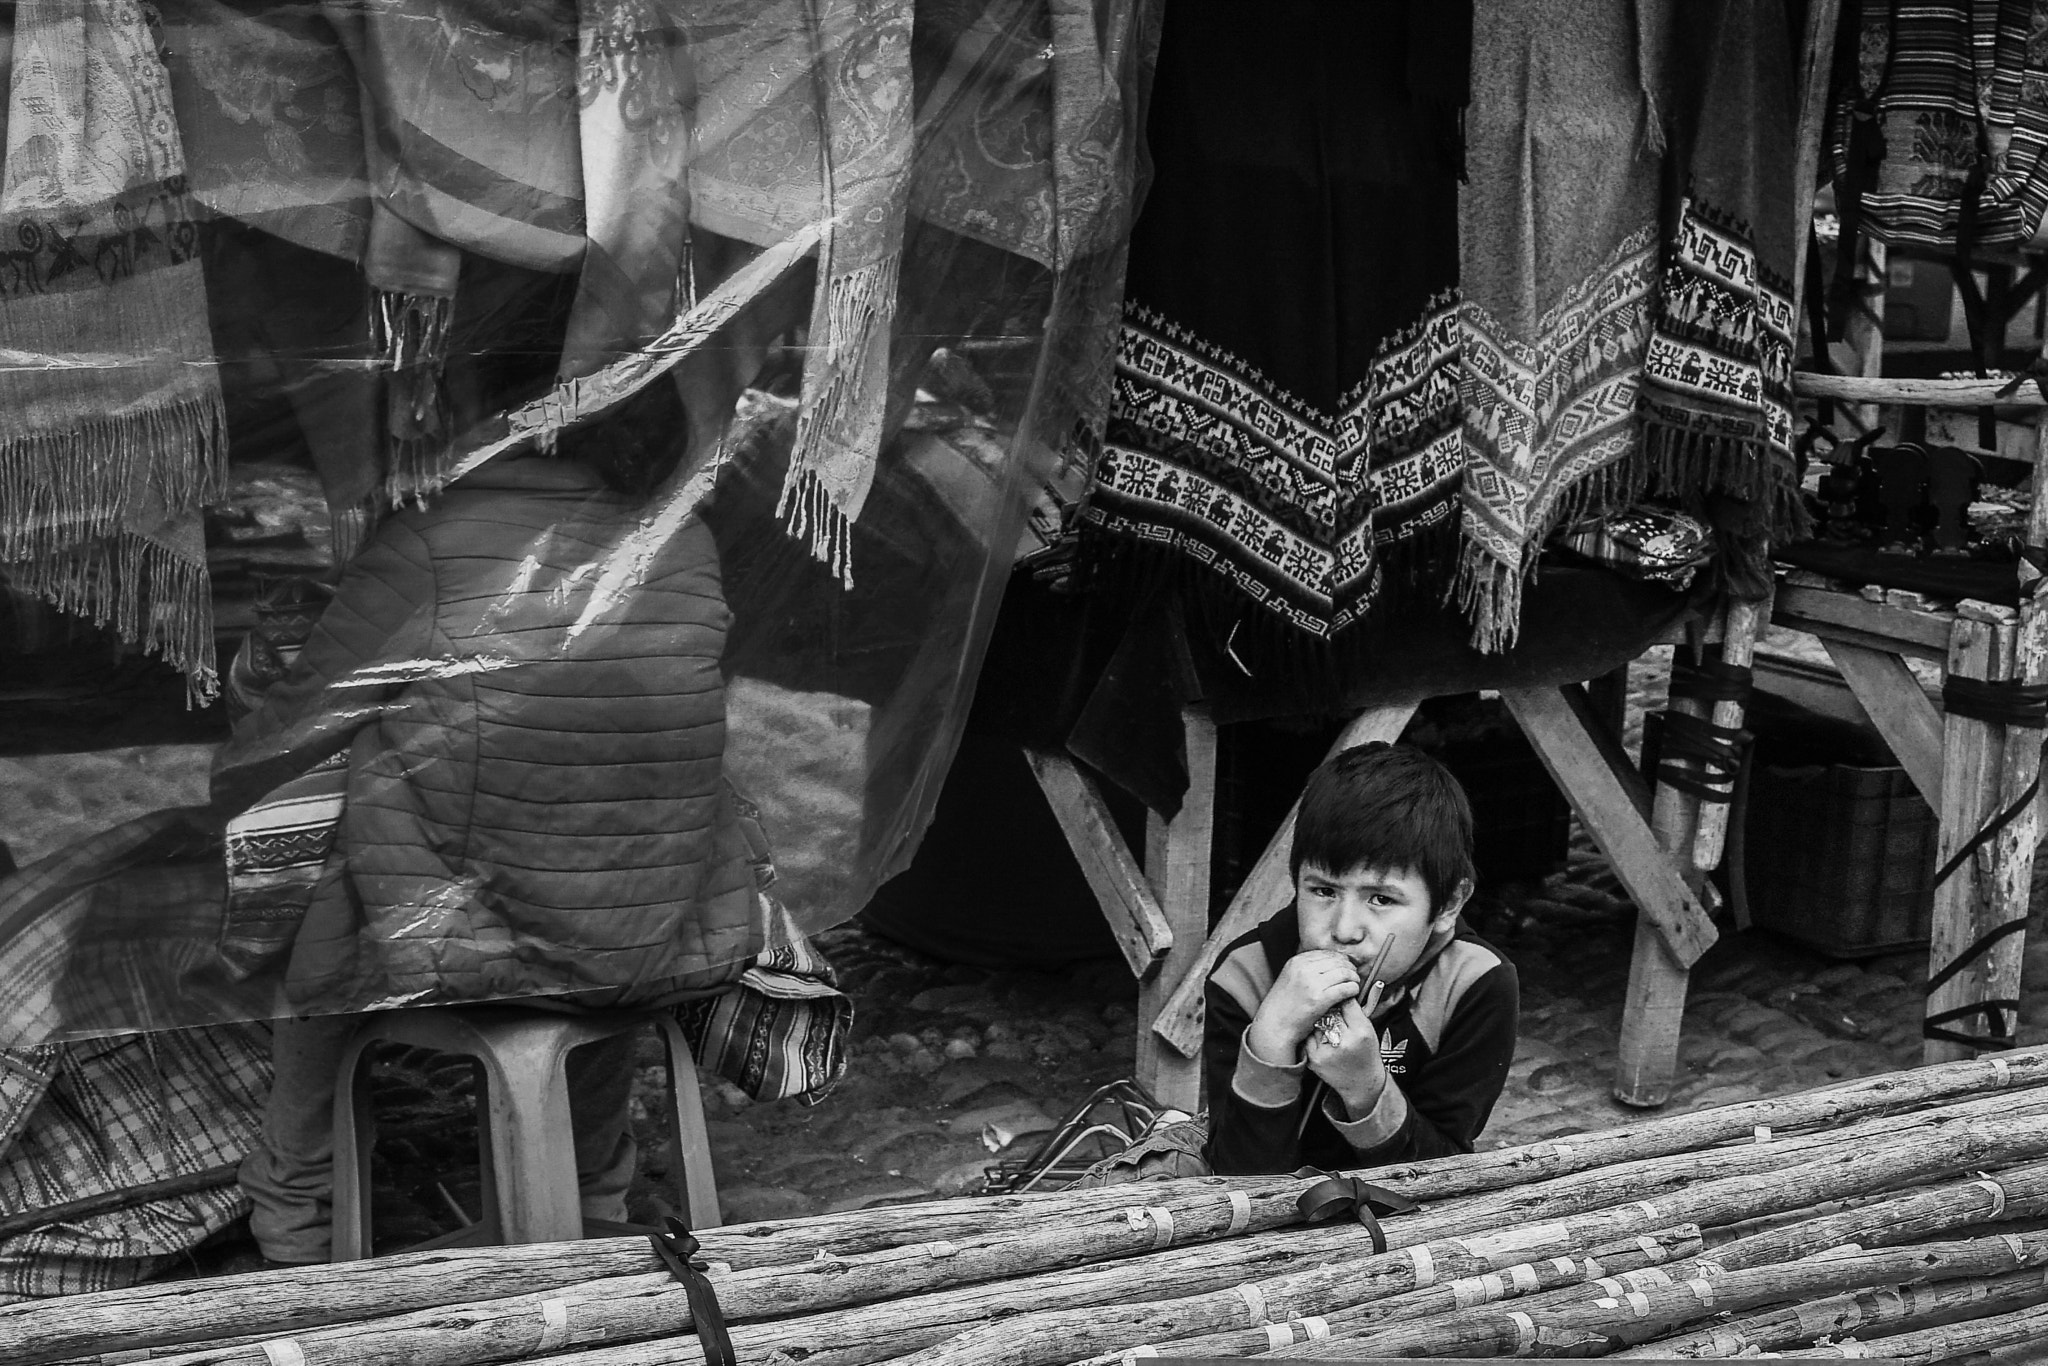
[{"left": 650, "top": 1216, "right": 737, "bottom": 1365}]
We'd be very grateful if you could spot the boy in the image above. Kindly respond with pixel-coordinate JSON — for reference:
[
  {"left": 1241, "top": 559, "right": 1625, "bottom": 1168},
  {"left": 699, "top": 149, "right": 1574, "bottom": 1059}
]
[{"left": 1204, "top": 742, "right": 1518, "bottom": 1174}]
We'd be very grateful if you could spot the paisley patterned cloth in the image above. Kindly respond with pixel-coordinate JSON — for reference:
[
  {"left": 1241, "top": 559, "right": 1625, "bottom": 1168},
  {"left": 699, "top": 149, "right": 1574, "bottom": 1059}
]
[{"left": 0, "top": 0, "right": 229, "bottom": 697}]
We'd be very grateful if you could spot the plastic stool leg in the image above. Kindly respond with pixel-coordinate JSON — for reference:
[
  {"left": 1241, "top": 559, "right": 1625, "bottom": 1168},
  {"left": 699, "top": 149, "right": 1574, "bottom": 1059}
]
[
  {"left": 329, "top": 1029, "right": 382, "bottom": 1261},
  {"left": 475, "top": 1020, "right": 586, "bottom": 1244},
  {"left": 652, "top": 1015, "right": 721, "bottom": 1228}
]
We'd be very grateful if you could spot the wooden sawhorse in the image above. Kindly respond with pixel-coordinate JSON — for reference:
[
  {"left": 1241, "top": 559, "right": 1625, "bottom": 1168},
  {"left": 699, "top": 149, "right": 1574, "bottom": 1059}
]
[{"left": 1024, "top": 610, "right": 1746, "bottom": 1113}]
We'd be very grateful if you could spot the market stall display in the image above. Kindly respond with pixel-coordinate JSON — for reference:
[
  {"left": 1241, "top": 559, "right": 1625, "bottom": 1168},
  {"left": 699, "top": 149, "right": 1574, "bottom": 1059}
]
[{"left": 4, "top": 1048, "right": 2046, "bottom": 1364}]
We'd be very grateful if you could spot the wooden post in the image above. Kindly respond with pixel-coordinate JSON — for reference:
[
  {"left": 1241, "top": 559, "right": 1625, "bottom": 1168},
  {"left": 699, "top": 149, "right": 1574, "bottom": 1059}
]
[
  {"left": 1925, "top": 610, "right": 2028, "bottom": 1065},
  {"left": 1500, "top": 685, "right": 1717, "bottom": 968},
  {"left": 1688, "top": 597, "right": 1767, "bottom": 876},
  {"left": 1821, "top": 638, "right": 1946, "bottom": 806},
  {"left": 1835, "top": 235, "right": 1889, "bottom": 435},
  {"left": 1788, "top": 0, "right": 1843, "bottom": 301},
  {"left": 1146, "top": 704, "right": 1419, "bottom": 1061},
  {"left": 1024, "top": 750, "right": 1174, "bottom": 980},
  {"left": 1136, "top": 706, "right": 1215, "bottom": 1113}
]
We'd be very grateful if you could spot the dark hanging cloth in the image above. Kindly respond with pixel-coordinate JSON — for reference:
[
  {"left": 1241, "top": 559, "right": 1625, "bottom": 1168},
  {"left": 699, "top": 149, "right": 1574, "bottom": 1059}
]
[{"left": 1079, "top": 0, "right": 1469, "bottom": 641}]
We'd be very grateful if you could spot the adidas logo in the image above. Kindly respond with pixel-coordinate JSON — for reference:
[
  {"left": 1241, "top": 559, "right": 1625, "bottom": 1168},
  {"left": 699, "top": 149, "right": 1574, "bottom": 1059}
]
[{"left": 1379, "top": 1033, "right": 1409, "bottom": 1075}]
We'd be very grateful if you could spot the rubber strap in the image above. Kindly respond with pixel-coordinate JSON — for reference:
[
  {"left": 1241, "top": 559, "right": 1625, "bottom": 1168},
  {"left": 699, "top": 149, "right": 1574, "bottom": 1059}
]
[
  {"left": 1295, "top": 1173, "right": 1420, "bottom": 1254},
  {"left": 649, "top": 1216, "right": 736, "bottom": 1366}
]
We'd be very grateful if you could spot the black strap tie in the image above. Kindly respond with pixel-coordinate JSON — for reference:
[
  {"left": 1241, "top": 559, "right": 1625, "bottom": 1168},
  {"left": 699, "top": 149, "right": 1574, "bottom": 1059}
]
[
  {"left": 1295, "top": 1172, "right": 1420, "bottom": 1253},
  {"left": 1655, "top": 712, "right": 1751, "bottom": 804},
  {"left": 1941, "top": 676, "right": 2048, "bottom": 729},
  {"left": 650, "top": 1216, "right": 737, "bottom": 1365},
  {"left": 1668, "top": 657, "right": 1754, "bottom": 708}
]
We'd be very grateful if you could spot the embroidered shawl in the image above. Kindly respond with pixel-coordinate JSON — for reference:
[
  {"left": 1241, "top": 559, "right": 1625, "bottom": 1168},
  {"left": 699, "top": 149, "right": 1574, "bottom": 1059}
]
[{"left": 0, "top": 0, "right": 229, "bottom": 697}]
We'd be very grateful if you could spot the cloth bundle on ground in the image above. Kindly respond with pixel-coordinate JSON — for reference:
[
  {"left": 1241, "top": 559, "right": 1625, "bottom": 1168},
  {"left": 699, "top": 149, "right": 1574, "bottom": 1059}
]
[
  {"left": 0, "top": 1024, "right": 269, "bottom": 1303},
  {"left": 0, "top": 0, "right": 230, "bottom": 697},
  {"left": 1081, "top": 0, "right": 1804, "bottom": 654}
]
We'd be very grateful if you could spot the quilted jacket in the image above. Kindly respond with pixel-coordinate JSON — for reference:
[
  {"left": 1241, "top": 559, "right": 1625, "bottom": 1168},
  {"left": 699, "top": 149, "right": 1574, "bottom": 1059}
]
[{"left": 211, "top": 455, "right": 762, "bottom": 1012}]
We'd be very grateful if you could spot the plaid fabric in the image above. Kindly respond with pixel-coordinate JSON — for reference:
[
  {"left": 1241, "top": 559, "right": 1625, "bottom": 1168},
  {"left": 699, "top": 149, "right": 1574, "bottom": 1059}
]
[{"left": 0, "top": 1023, "right": 269, "bottom": 1303}]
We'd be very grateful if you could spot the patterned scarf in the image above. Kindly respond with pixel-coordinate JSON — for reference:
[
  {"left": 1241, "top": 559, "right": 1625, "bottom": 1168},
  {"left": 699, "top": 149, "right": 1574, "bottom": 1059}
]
[
  {"left": 686, "top": 0, "right": 915, "bottom": 583},
  {"left": 0, "top": 0, "right": 229, "bottom": 698}
]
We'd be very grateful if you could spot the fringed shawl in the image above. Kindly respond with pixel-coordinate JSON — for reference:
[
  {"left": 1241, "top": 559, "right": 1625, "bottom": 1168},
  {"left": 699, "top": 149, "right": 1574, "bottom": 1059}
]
[{"left": 0, "top": 0, "right": 228, "bottom": 698}]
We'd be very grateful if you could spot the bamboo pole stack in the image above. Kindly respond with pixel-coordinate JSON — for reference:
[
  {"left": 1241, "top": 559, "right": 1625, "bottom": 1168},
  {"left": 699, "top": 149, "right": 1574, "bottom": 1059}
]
[{"left": 8, "top": 1050, "right": 2048, "bottom": 1366}]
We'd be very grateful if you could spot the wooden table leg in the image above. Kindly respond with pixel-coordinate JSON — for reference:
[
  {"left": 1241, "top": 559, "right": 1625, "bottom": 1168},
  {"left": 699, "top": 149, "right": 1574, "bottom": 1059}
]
[
  {"left": 1925, "top": 610, "right": 2032, "bottom": 1064},
  {"left": 1135, "top": 706, "right": 1215, "bottom": 1113}
]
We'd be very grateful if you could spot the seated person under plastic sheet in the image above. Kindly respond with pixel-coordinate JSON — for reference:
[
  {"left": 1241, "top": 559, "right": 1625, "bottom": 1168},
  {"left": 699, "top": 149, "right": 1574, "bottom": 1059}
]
[
  {"left": 1203, "top": 744, "right": 1519, "bottom": 1175},
  {"left": 210, "top": 438, "right": 762, "bottom": 1264}
]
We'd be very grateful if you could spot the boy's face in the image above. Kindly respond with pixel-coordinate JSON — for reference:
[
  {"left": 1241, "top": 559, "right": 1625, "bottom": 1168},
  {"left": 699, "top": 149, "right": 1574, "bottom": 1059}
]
[{"left": 1295, "top": 862, "right": 1469, "bottom": 988}]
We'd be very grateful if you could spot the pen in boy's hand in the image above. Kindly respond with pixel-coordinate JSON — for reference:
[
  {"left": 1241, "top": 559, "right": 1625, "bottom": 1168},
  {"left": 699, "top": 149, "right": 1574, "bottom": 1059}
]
[{"left": 1311, "top": 937, "right": 1398, "bottom": 1047}]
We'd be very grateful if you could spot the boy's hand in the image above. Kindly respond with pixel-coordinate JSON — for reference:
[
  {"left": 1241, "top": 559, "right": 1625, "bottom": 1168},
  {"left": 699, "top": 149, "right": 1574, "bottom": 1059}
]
[
  {"left": 1304, "top": 998, "right": 1388, "bottom": 1119},
  {"left": 1246, "top": 949, "right": 1360, "bottom": 1065}
]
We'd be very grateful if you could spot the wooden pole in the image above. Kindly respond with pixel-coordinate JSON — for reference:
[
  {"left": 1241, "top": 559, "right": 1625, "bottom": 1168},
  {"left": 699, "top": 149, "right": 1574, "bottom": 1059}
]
[
  {"left": 1094, "top": 1227, "right": 1702, "bottom": 1363},
  {"left": 1295, "top": 1231, "right": 2048, "bottom": 1360},
  {"left": 1771, "top": 1300, "right": 2048, "bottom": 1361},
  {"left": 1147, "top": 703, "right": 1418, "bottom": 1060},
  {"left": 1135, "top": 705, "right": 1214, "bottom": 1112},
  {"left": 1926, "top": 611, "right": 2025, "bottom": 1064},
  {"left": 1619, "top": 1265, "right": 2048, "bottom": 1359},
  {"left": 1024, "top": 750, "right": 1173, "bottom": 978}
]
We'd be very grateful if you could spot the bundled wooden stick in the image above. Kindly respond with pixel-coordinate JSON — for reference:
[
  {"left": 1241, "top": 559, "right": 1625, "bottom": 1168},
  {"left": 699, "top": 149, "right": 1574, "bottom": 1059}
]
[
  {"left": 1620, "top": 1264, "right": 2048, "bottom": 1358},
  {"left": 1774, "top": 1299, "right": 2048, "bottom": 1360},
  {"left": 1289, "top": 1231, "right": 2048, "bottom": 1359},
  {"left": 16, "top": 1049, "right": 2047, "bottom": 1366},
  {"left": 1076, "top": 1227, "right": 1703, "bottom": 1363}
]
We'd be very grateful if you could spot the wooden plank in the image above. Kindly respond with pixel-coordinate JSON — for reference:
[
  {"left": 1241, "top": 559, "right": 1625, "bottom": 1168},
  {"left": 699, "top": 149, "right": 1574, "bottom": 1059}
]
[
  {"left": 1774, "top": 582, "right": 1957, "bottom": 658},
  {"left": 1614, "top": 613, "right": 1716, "bottom": 1107},
  {"left": 1136, "top": 707, "right": 1216, "bottom": 1113},
  {"left": 1795, "top": 372, "right": 2048, "bottom": 409},
  {"left": 1822, "top": 639, "right": 1946, "bottom": 808},
  {"left": 1925, "top": 616, "right": 2024, "bottom": 1065},
  {"left": 1025, "top": 749, "right": 1173, "bottom": 979},
  {"left": 1787, "top": 0, "right": 1843, "bottom": 303},
  {"left": 1147, "top": 704, "right": 1419, "bottom": 1061},
  {"left": 1502, "top": 685, "right": 1718, "bottom": 968}
]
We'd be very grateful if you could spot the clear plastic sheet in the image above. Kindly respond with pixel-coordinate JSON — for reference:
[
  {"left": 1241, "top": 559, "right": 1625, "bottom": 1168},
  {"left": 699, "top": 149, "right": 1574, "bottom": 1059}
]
[{"left": 0, "top": 0, "right": 1155, "bottom": 1044}]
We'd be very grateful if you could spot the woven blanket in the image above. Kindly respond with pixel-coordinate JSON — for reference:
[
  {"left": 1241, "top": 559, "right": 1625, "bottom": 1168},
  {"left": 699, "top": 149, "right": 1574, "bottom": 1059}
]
[
  {"left": 1826, "top": 0, "right": 2048, "bottom": 250},
  {"left": 1083, "top": 0, "right": 1466, "bottom": 640},
  {"left": 0, "top": 0, "right": 228, "bottom": 696},
  {"left": 0, "top": 1024, "right": 268, "bottom": 1303}
]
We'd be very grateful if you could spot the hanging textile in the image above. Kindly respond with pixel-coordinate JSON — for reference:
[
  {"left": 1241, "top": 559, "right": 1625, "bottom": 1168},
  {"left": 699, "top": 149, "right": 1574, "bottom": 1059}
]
[
  {"left": 1080, "top": 0, "right": 1467, "bottom": 640},
  {"left": 0, "top": 0, "right": 230, "bottom": 697},
  {"left": 1825, "top": 0, "right": 2048, "bottom": 252},
  {"left": 1640, "top": 0, "right": 1808, "bottom": 576},
  {"left": 1452, "top": 0, "right": 1666, "bottom": 651}
]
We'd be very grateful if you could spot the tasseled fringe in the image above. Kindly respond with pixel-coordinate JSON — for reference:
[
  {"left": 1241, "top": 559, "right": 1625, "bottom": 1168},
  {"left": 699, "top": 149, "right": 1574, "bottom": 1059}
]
[
  {"left": 4, "top": 530, "right": 218, "bottom": 705},
  {"left": 779, "top": 252, "right": 902, "bottom": 585},
  {"left": 1454, "top": 421, "right": 1809, "bottom": 654},
  {"left": 372, "top": 289, "right": 455, "bottom": 509},
  {"left": 0, "top": 393, "right": 229, "bottom": 564}
]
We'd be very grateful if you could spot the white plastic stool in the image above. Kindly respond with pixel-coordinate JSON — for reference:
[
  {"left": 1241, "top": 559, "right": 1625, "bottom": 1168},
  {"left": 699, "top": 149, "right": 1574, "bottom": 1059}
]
[{"left": 330, "top": 1004, "right": 719, "bottom": 1259}]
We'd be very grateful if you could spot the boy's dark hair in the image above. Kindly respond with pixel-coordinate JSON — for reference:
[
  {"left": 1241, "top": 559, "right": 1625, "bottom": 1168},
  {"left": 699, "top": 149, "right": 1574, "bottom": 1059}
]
[{"left": 1290, "top": 741, "right": 1477, "bottom": 911}]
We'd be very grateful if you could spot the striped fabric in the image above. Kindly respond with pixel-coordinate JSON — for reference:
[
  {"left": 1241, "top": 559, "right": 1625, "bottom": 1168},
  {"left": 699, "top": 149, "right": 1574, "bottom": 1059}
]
[
  {"left": 674, "top": 897, "right": 851, "bottom": 1105},
  {"left": 1830, "top": 0, "right": 2048, "bottom": 248}
]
